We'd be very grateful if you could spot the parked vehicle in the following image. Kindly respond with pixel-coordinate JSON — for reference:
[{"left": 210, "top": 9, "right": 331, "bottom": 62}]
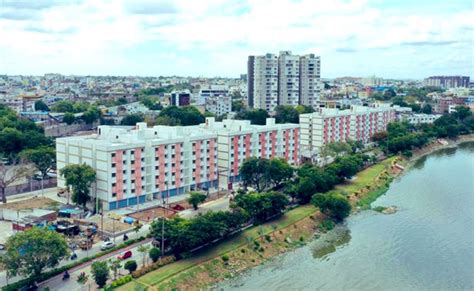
[
  {"left": 79, "top": 240, "right": 93, "bottom": 250},
  {"left": 100, "top": 241, "right": 115, "bottom": 251},
  {"left": 62, "top": 271, "right": 70, "bottom": 280},
  {"left": 117, "top": 250, "right": 132, "bottom": 260}
]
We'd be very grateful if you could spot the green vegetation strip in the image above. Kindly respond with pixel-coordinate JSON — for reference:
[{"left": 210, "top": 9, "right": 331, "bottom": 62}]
[
  {"left": 118, "top": 205, "right": 316, "bottom": 289},
  {"left": 120, "top": 157, "right": 396, "bottom": 290}
]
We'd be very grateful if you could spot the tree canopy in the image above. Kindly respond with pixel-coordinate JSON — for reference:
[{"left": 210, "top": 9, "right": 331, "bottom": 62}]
[
  {"left": 1, "top": 227, "right": 69, "bottom": 278},
  {"left": 234, "top": 109, "right": 269, "bottom": 125},
  {"left": 311, "top": 191, "right": 351, "bottom": 221},
  {"left": 20, "top": 146, "right": 56, "bottom": 178},
  {"left": 157, "top": 106, "right": 205, "bottom": 126},
  {"left": 60, "top": 163, "right": 96, "bottom": 208},
  {"left": 240, "top": 157, "right": 293, "bottom": 192}
]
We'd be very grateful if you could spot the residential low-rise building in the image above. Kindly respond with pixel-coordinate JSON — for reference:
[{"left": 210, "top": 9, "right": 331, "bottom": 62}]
[
  {"left": 300, "top": 104, "right": 396, "bottom": 156},
  {"left": 399, "top": 113, "right": 441, "bottom": 125},
  {"left": 56, "top": 117, "right": 300, "bottom": 210},
  {"left": 205, "top": 95, "right": 232, "bottom": 116}
]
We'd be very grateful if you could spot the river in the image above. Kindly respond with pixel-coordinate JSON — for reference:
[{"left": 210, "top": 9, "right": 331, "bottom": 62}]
[{"left": 218, "top": 142, "right": 474, "bottom": 290}]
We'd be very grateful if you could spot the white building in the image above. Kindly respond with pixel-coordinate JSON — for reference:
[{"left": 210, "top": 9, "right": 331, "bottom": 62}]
[
  {"left": 197, "top": 85, "right": 229, "bottom": 105},
  {"left": 248, "top": 54, "right": 279, "bottom": 112},
  {"left": 400, "top": 113, "right": 441, "bottom": 125},
  {"left": 56, "top": 118, "right": 300, "bottom": 210},
  {"left": 205, "top": 95, "right": 232, "bottom": 116},
  {"left": 278, "top": 51, "right": 300, "bottom": 106},
  {"left": 300, "top": 105, "right": 396, "bottom": 155},
  {"left": 299, "top": 54, "right": 321, "bottom": 107},
  {"left": 248, "top": 51, "right": 321, "bottom": 111}
]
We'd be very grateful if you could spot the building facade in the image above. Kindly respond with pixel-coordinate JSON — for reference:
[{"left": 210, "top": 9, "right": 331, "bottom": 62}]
[
  {"left": 205, "top": 95, "right": 232, "bottom": 116},
  {"left": 278, "top": 51, "right": 300, "bottom": 106},
  {"left": 56, "top": 118, "right": 300, "bottom": 210},
  {"left": 249, "top": 54, "right": 279, "bottom": 111},
  {"left": 300, "top": 105, "right": 396, "bottom": 156},
  {"left": 424, "top": 76, "right": 470, "bottom": 88},
  {"left": 248, "top": 51, "right": 321, "bottom": 111},
  {"left": 299, "top": 54, "right": 321, "bottom": 108}
]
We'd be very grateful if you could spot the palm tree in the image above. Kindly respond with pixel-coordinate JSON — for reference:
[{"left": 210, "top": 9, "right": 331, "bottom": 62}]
[
  {"left": 137, "top": 244, "right": 151, "bottom": 267},
  {"left": 109, "top": 258, "right": 122, "bottom": 280}
]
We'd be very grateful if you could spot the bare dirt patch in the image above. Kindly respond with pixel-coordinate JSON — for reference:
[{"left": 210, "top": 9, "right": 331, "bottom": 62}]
[
  {"left": 0, "top": 197, "right": 60, "bottom": 210},
  {"left": 129, "top": 206, "right": 177, "bottom": 223}
]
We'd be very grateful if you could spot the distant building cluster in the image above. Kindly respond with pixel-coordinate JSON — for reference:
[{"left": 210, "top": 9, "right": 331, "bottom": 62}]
[
  {"left": 247, "top": 51, "right": 321, "bottom": 111},
  {"left": 423, "top": 76, "right": 470, "bottom": 89}
]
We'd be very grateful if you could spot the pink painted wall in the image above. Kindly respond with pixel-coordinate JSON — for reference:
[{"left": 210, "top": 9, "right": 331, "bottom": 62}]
[
  {"left": 259, "top": 133, "right": 266, "bottom": 158},
  {"left": 175, "top": 143, "right": 182, "bottom": 188},
  {"left": 115, "top": 150, "right": 124, "bottom": 200},
  {"left": 271, "top": 131, "right": 277, "bottom": 158},
  {"left": 194, "top": 141, "right": 201, "bottom": 185},
  {"left": 209, "top": 139, "right": 216, "bottom": 181},
  {"left": 245, "top": 134, "right": 251, "bottom": 159},
  {"left": 233, "top": 136, "right": 239, "bottom": 176},
  {"left": 134, "top": 148, "right": 142, "bottom": 196}
]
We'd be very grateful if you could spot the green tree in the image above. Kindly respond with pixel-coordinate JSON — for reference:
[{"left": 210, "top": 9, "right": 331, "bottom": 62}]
[
  {"left": 231, "top": 100, "right": 245, "bottom": 112},
  {"left": 1, "top": 227, "right": 69, "bottom": 278},
  {"left": 239, "top": 157, "right": 270, "bottom": 192},
  {"left": 234, "top": 109, "right": 269, "bottom": 125},
  {"left": 311, "top": 192, "right": 351, "bottom": 221},
  {"left": 137, "top": 244, "right": 151, "bottom": 267},
  {"left": 267, "top": 158, "right": 294, "bottom": 188},
  {"left": 124, "top": 260, "right": 137, "bottom": 274},
  {"left": 149, "top": 247, "right": 161, "bottom": 263},
  {"left": 120, "top": 113, "right": 144, "bottom": 126},
  {"left": 82, "top": 107, "right": 101, "bottom": 124},
  {"left": 234, "top": 191, "right": 289, "bottom": 222},
  {"left": 109, "top": 258, "right": 121, "bottom": 280},
  {"left": 421, "top": 104, "right": 432, "bottom": 114},
  {"left": 91, "top": 261, "right": 109, "bottom": 288},
  {"left": 34, "top": 100, "right": 49, "bottom": 111},
  {"left": 20, "top": 146, "right": 55, "bottom": 180},
  {"left": 51, "top": 100, "right": 74, "bottom": 113},
  {"left": 63, "top": 112, "right": 76, "bottom": 125},
  {"left": 274, "top": 105, "right": 299, "bottom": 124},
  {"left": 59, "top": 163, "right": 96, "bottom": 208},
  {"left": 187, "top": 192, "right": 207, "bottom": 210}
]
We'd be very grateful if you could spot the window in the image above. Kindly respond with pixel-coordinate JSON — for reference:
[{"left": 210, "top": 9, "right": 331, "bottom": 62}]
[
  {"left": 112, "top": 193, "right": 117, "bottom": 197},
  {"left": 131, "top": 150, "right": 135, "bottom": 155},
  {"left": 112, "top": 173, "right": 116, "bottom": 177},
  {"left": 131, "top": 170, "right": 135, "bottom": 174},
  {"left": 111, "top": 153, "right": 116, "bottom": 158},
  {"left": 112, "top": 163, "right": 116, "bottom": 168},
  {"left": 131, "top": 189, "right": 135, "bottom": 193},
  {"left": 112, "top": 183, "right": 116, "bottom": 187}
]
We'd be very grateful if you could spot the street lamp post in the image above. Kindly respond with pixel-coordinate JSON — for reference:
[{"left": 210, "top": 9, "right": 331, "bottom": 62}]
[{"left": 161, "top": 216, "right": 165, "bottom": 257}]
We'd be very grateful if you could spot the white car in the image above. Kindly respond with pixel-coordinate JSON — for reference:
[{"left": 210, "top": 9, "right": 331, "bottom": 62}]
[{"left": 100, "top": 241, "right": 115, "bottom": 250}]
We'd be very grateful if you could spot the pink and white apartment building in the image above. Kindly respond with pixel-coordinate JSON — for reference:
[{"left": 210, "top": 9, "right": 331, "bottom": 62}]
[
  {"left": 56, "top": 118, "right": 299, "bottom": 210},
  {"left": 200, "top": 118, "right": 300, "bottom": 188},
  {"left": 300, "top": 104, "right": 396, "bottom": 155}
]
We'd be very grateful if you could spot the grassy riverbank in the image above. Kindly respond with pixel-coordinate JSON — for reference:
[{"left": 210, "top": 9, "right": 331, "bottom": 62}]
[{"left": 118, "top": 156, "right": 399, "bottom": 290}]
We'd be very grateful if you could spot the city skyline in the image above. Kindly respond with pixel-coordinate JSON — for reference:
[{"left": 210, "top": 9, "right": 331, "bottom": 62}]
[{"left": 1, "top": 0, "right": 473, "bottom": 78}]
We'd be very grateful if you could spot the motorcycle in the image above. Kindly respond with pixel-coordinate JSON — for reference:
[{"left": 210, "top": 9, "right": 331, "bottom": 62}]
[
  {"left": 123, "top": 234, "right": 129, "bottom": 241},
  {"left": 62, "top": 271, "right": 70, "bottom": 280},
  {"left": 70, "top": 253, "right": 77, "bottom": 260}
]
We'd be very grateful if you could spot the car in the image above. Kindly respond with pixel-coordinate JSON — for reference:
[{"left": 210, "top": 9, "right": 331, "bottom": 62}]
[
  {"left": 0, "top": 243, "right": 5, "bottom": 251},
  {"left": 100, "top": 241, "right": 115, "bottom": 250},
  {"left": 117, "top": 250, "right": 132, "bottom": 260}
]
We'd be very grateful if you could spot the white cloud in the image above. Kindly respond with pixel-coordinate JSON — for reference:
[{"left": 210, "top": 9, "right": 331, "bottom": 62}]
[{"left": 0, "top": 0, "right": 472, "bottom": 77}]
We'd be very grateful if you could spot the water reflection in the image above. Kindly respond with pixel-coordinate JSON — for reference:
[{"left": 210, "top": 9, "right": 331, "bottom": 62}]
[{"left": 311, "top": 226, "right": 351, "bottom": 259}]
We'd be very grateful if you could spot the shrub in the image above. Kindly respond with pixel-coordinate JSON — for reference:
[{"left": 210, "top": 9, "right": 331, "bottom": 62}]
[
  {"left": 265, "top": 234, "right": 272, "bottom": 242},
  {"left": 241, "top": 249, "right": 246, "bottom": 253},
  {"left": 131, "top": 256, "right": 176, "bottom": 278},
  {"left": 319, "top": 219, "right": 335, "bottom": 232},
  {"left": 149, "top": 247, "right": 161, "bottom": 263},
  {"left": 124, "top": 260, "right": 137, "bottom": 274},
  {"left": 110, "top": 275, "right": 133, "bottom": 288},
  {"left": 221, "top": 255, "right": 229, "bottom": 262},
  {"left": 299, "top": 236, "right": 304, "bottom": 242}
]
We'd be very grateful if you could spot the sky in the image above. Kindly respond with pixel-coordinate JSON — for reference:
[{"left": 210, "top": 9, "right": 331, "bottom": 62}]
[{"left": 0, "top": 0, "right": 473, "bottom": 79}]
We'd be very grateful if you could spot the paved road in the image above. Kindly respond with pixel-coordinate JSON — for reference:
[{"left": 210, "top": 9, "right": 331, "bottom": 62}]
[
  {"left": 0, "top": 225, "right": 150, "bottom": 288},
  {"left": 39, "top": 239, "right": 153, "bottom": 291},
  {"left": 179, "top": 196, "right": 230, "bottom": 219}
]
